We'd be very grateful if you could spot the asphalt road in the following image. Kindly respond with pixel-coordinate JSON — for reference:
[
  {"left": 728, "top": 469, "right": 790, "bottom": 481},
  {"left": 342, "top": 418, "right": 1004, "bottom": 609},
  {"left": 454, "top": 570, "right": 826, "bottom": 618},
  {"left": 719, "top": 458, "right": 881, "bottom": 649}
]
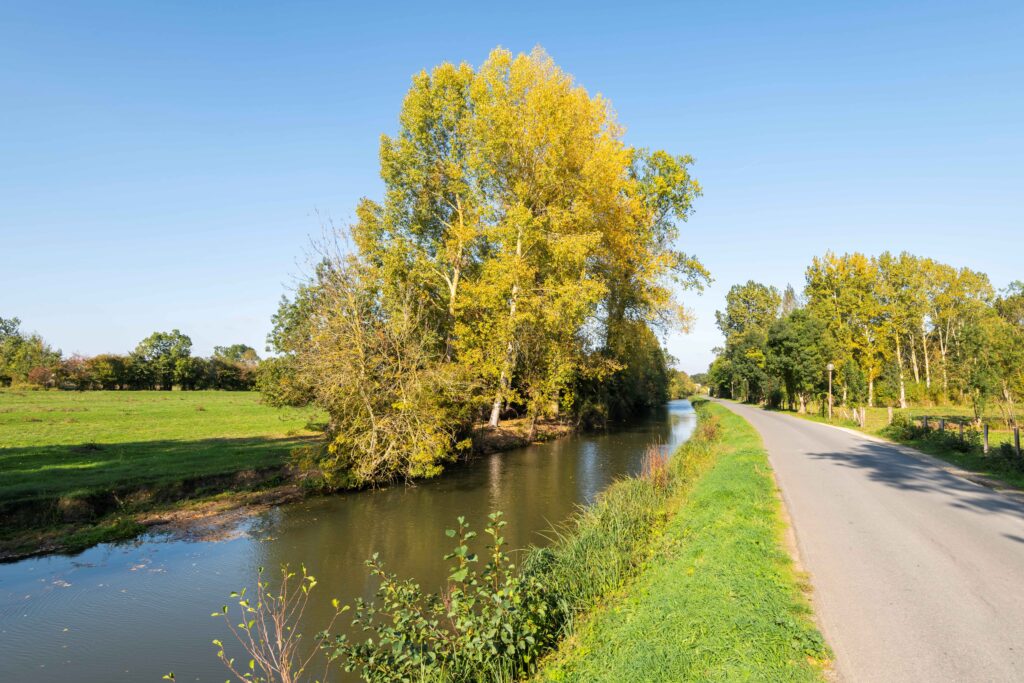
[{"left": 716, "top": 400, "right": 1024, "bottom": 683}]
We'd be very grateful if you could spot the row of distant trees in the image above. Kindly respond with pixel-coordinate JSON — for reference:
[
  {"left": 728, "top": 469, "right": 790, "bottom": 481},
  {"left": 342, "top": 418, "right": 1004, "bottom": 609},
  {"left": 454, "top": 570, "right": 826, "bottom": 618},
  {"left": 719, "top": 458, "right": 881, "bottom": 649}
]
[
  {"left": 706, "top": 252, "right": 1024, "bottom": 427},
  {"left": 0, "top": 317, "right": 261, "bottom": 391}
]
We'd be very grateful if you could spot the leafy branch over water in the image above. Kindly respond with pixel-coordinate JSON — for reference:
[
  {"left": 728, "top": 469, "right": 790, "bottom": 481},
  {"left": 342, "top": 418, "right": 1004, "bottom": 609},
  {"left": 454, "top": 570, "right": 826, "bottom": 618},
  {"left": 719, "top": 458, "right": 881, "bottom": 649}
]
[
  {"left": 331, "top": 512, "right": 555, "bottom": 682},
  {"left": 166, "top": 565, "right": 347, "bottom": 683}
]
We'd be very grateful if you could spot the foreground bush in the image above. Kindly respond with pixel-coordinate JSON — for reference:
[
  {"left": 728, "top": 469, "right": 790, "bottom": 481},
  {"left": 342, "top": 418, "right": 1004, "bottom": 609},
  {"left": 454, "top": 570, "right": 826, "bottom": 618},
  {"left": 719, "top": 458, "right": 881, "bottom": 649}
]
[{"left": 332, "top": 513, "right": 554, "bottom": 682}]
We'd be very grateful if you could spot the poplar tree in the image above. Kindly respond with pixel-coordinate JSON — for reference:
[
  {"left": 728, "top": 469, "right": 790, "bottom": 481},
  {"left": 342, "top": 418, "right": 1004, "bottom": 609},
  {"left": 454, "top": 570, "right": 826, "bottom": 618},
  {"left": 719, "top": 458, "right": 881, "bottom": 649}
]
[{"left": 266, "top": 47, "right": 708, "bottom": 485}]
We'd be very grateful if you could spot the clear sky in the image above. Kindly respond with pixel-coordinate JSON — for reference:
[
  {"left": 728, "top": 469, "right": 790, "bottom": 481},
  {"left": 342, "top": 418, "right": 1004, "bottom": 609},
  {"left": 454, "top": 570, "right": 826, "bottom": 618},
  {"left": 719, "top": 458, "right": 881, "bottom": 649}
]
[{"left": 2, "top": 1, "right": 1021, "bottom": 374}]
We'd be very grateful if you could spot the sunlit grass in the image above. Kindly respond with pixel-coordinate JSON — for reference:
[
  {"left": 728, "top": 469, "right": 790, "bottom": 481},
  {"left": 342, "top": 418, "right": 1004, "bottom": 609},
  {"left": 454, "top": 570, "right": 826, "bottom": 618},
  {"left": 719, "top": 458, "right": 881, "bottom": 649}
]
[
  {"left": 0, "top": 389, "right": 325, "bottom": 504},
  {"left": 536, "top": 403, "right": 828, "bottom": 682}
]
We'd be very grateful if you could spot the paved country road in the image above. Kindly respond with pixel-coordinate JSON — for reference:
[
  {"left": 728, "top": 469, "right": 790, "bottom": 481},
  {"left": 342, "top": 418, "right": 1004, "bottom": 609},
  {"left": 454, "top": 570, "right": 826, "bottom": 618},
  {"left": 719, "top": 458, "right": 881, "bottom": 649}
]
[{"left": 715, "top": 400, "right": 1024, "bottom": 683}]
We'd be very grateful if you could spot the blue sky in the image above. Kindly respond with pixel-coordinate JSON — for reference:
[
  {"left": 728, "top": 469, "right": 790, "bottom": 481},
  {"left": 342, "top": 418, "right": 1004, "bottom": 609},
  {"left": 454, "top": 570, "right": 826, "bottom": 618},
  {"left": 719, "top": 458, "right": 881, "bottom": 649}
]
[{"left": 2, "top": 1, "right": 1021, "bottom": 373}]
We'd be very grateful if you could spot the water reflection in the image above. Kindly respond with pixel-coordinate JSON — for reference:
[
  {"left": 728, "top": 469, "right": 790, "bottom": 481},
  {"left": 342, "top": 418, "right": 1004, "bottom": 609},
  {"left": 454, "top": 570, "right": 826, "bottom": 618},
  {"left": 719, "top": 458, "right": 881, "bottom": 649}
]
[{"left": 0, "top": 400, "right": 695, "bottom": 682}]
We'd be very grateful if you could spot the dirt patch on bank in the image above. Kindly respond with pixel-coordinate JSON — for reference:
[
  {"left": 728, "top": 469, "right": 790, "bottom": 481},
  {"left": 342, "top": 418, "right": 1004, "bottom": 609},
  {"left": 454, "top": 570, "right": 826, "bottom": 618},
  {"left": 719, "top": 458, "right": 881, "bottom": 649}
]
[
  {"left": 138, "top": 484, "right": 304, "bottom": 543},
  {"left": 472, "top": 418, "right": 573, "bottom": 454}
]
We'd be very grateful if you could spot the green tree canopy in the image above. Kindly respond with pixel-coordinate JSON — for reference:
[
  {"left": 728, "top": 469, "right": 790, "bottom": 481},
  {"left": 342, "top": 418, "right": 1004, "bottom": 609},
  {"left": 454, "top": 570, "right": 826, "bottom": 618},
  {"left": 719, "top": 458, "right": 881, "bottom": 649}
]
[
  {"left": 213, "top": 344, "right": 260, "bottom": 366},
  {"left": 133, "top": 329, "right": 192, "bottom": 390},
  {"left": 767, "top": 309, "right": 833, "bottom": 412},
  {"left": 715, "top": 281, "right": 782, "bottom": 339}
]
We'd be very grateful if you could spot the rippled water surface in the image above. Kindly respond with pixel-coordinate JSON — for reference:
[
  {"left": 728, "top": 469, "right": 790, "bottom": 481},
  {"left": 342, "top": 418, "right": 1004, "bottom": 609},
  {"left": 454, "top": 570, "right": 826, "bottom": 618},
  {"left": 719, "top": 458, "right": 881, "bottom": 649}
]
[{"left": 0, "top": 400, "right": 696, "bottom": 682}]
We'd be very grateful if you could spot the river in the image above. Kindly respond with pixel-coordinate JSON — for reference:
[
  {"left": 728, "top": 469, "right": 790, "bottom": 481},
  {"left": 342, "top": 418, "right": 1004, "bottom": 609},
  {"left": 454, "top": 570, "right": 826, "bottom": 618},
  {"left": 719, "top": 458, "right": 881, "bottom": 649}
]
[{"left": 0, "top": 399, "right": 696, "bottom": 682}]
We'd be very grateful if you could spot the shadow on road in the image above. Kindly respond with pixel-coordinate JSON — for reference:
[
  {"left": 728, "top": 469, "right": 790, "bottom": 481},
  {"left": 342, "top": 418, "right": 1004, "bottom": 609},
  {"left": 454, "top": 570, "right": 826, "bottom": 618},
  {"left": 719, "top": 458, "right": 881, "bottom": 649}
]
[{"left": 806, "top": 441, "right": 1024, "bottom": 521}]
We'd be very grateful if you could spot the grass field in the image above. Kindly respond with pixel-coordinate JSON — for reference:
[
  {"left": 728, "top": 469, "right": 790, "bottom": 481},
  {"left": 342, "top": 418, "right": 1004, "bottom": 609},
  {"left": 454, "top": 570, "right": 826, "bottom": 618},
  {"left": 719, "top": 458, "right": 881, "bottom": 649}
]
[
  {"left": 537, "top": 402, "right": 829, "bottom": 682},
  {"left": 0, "top": 390, "right": 324, "bottom": 507},
  {"left": 776, "top": 403, "right": 1024, "bottom": 489}
]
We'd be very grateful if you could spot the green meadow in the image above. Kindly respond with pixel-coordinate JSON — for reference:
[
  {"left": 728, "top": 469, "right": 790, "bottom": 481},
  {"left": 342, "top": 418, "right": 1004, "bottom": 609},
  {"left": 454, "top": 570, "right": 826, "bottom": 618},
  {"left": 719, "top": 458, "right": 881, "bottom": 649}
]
[{"left": 0, "top": 390, "right": 324, "bottom": 506}]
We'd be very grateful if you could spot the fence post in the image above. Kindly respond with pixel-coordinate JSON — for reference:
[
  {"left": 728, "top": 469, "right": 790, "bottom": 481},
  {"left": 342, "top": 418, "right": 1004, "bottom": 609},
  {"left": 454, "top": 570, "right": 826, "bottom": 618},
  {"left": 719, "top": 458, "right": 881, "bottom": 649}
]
[
  {"left": 1016, "top": 427, "right": 1021, "bottom": 457},
  {"left": 959, "top": 421, "right": 964, "bottom": 443},
  {"left": 862, "top": 407, "right": 867, "bottom": 427},
  {"left": 983, "top": 424, "right": 990, "bottom": 454},
  {"left": 939, "top": 418, "right": 945, "bottom": 433},
  {"left": 923, "top": 416, "right": 929, "bottom": 432},
  {"left": 888, "top": 407, "right": 893, "bottom": 425}
]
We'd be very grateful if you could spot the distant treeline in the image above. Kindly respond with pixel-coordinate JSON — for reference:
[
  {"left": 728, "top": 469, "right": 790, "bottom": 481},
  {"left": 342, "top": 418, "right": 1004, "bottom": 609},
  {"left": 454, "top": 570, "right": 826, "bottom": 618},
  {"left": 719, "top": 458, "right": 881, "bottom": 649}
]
[
  {"left": 707, "top": 252, "right": 1023, "bottom": 426},
  {"left": 0, "top": 318, "right": 260, "bottom": 391}
]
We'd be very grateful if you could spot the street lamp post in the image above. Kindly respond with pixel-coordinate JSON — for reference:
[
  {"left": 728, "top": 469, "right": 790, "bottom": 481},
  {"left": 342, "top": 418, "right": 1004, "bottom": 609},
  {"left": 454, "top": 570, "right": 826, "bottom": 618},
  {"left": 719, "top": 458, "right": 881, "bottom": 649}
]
[{"left": 827, "top": 362, "right": 835, "bottom": 421}]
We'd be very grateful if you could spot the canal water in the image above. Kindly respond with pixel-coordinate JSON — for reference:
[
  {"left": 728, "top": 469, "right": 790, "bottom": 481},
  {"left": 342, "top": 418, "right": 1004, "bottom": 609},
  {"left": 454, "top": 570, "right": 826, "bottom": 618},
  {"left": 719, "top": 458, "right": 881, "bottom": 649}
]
[{"left": 0, "top": 400, "right": 696, "bottom": 682}]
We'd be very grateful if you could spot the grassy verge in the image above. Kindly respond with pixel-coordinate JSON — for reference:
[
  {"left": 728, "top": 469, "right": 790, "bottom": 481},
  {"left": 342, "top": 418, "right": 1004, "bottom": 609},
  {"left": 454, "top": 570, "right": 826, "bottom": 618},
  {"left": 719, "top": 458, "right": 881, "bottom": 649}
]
[
  {"left": 535, "top": 402, "right": 829, "bottom": 682},
  {"left": 0, "top": 389, "right": 325, "bottom": 557},
  {"left": 771, "top": 404, "right": 1024, "bottom": 490},
  {"left": 523, "top": 404, "right": 724, "bottom": 637}
]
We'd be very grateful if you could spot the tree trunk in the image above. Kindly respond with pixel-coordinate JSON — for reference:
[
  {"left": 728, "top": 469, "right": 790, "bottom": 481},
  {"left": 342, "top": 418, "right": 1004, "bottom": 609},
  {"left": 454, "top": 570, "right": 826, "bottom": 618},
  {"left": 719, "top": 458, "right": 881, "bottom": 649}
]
[
  {"left": 488, "top": 228, "right": 523, "bottom": 428},
  {"left": 444, "top": 263, "right": 461, "bottom": 361},
  {"left": 910, "top": 342, "right": 920, "bottom": 384},
  {"left": 798, "top": 393, "right": 807, "bottom": 414},
  {"left": 443, "top": 197, "right": 468, "bottom": 360},
  {"left": 488, "top": 372, "right": 507, "bottom": 427},
  {"left": 896, "top": 336, "right": 907, "bottom": 409},
  {"left": 922, "top": 327, "right": 931, "bottom": 390},
  {"left": 868, "top": 376, "right": 874, "bottom": 408},
  {"left": 1004, "top": 382, "right": 1017, "bottom": 429},
  {"left": 448, "top": 266, "right": 461, "bottom": 319},
  {"left": 938, "top": 328, "right": 948, "bottom": 397}
]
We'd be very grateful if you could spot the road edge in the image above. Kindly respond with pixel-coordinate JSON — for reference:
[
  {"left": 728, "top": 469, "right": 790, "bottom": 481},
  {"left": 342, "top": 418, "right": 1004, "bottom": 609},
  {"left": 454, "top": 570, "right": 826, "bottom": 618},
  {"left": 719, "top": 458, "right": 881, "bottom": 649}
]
[
  {"left": 766, "top": 407, "right": 1024, "bottom": 506},
  {"left": 714, "top": 399, "right": 840, "bottom": 681}
]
